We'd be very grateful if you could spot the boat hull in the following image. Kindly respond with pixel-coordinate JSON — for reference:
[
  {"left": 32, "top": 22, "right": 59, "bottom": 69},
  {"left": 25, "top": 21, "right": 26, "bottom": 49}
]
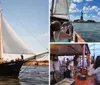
[{"left": 0, "top": 60, "right": 24, "bottom": 77}]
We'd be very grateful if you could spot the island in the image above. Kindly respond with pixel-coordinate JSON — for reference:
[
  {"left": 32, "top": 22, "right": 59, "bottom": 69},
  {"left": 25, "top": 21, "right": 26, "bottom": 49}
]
[
  {"left": 73, "top": 19, "right": 96, "bottom": 23},
  {"left": 73, "top": 11, "right": 96, "bottom": 23}
]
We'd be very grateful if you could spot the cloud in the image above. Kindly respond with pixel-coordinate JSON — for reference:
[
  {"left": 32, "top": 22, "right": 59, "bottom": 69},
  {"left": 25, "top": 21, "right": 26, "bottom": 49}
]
[
  {"left": 83, "top": 6, "right": 90, "bottom": 13},
  {"left": 92, "top": 15, "right": 97, "bottom": 18},
  {"left": 73, "top": 0, "right": 83, "bottom": 3},
  {"left": 83, "top": 13, "right": 91, "bottom": 20},
  {"left": 69, "top": 3, "right": 80, "bottom": 14},
  {"left": 91, "top": 6, "right": 99, "bottom": 12},
  {"left": 91, "top": 16, "right": 100, "bottom": 22},
  {"left": 70, "top": 15, "right": 80, "bottom": 21},
  {"left": 97, "top": 12, "right": 100, "bottom": 16},
  {"left": 83, "top": 13, "right": 100, "bottom": 22},
  {"left": 86, "top": 0, "right": 93, "bottom": 1},
  {"left": 70, "top": 3, "right": 77, "bottom": 9},
  {"left": 83, "top": 5, "right": 100, "bottom": 13},
  {"left": 84, "top": 13, "right": 95, "bottom": 19}
]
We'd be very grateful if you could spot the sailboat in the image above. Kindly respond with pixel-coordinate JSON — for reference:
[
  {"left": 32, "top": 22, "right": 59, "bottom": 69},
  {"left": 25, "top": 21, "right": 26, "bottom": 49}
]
[
  {"left": 0, "top": 9, "right": 34, "bottom": 76},
  {"left": 50, "top": 0, "right": 85, "bottom": 42}
]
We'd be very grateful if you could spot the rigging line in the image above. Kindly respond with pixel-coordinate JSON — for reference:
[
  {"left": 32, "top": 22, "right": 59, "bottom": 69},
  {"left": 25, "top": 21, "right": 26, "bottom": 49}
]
[
  {"left": 37, "top": 53, "right": 48, "bottom": 61},
  {"left": 16, "top": 19, "right": 48, "bottom": 51},
  {"left": 3, "top": 8, "right": 48, "bottom": 52}
]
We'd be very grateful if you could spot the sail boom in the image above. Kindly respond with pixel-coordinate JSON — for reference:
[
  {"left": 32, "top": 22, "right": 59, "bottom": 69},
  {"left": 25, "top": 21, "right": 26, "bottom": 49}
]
[{"left": 53, "top": 13, "right": 68, "bottom": 15}]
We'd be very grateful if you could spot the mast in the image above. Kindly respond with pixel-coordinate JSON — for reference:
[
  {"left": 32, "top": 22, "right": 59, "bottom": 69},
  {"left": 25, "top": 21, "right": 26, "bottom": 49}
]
[
  {"left": 82, "top": 44, "right": 85, "bottom": 74},
  {"left": 0, "top": 9, "right": 3, "bottom": 61},
  {"left": 67, "top": 0, "right": 70, "bottom": 21},
  {"left": 51, "top": 0, "right": 54, "bottom": 15}
]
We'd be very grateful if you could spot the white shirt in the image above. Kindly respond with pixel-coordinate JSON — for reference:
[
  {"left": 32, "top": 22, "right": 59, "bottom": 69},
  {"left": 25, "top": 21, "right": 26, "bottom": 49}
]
[
  {"left": 68, "top": 61, "right": 74, "bottom": 70},
  {"left": 50, "top": 60, "right": 54, "bottom": 72},
  {"left": 88, "top": 66, "right": 100, "bottom": 76},
  {"left": 54, "top": 61, "right": 60, "bottom": 71},
  {"left": 88, "top": 66, "right": 100, "bottom": 82}
]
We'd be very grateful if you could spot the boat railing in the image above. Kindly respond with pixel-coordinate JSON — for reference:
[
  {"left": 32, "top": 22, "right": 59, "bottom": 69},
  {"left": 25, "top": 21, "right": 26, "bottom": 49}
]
[{"left": 73, "top": 31, "right": 85, "bottom": 42}]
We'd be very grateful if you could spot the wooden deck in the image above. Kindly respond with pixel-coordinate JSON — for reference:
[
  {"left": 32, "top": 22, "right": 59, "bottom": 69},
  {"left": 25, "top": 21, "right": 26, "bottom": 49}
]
[{"left": 74, "top": 76, "right": 96, "bottom": 85}]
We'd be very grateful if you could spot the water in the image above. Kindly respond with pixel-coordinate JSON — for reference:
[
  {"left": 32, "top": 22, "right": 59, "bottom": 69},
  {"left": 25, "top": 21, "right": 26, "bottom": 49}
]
[
  {"left": 0, "top": 66, "right": 49, "bottom": 85},
  {"left": 72, "top": 23, "right": 100, "bottom": 42}
]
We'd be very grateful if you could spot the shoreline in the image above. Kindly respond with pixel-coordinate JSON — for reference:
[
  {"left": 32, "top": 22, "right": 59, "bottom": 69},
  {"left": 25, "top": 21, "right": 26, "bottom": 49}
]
[
  {"left": 24, "top": 61, "right": 49, "bottom": 66},
  {"left": 72, "top": 22, "right": 100, "bottom": 23}
]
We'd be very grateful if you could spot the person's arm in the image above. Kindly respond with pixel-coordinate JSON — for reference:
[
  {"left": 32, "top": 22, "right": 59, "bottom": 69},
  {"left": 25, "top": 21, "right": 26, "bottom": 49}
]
[
  {"left": 53, "top": 31, "right": 56, "bottom": 41},
  {"left": 88, "top": 68, "right": 95, "bottom": 76},
  {"left": 93, "top": 67, "right": 100, "bottom": 74},
  {"left": 60, "top": 29, "right": 72, "bottom": 39},
  {"left": 68, "top": 25, "right": 73, "bottom": 37}
]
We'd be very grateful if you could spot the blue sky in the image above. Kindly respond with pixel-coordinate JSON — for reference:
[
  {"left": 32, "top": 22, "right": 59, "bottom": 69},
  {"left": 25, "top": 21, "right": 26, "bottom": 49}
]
[
  {"left": 70, "top": 0, "right": 100, "bottom": 22},
  {"left": 0, "top": 0, "right": 49, "bottom": 54}
]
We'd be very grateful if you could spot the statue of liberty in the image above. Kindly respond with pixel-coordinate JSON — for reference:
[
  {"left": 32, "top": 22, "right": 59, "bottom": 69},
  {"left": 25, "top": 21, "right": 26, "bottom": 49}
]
[{"left": 80, "top": 11, "right": 83, "bottom": 21}]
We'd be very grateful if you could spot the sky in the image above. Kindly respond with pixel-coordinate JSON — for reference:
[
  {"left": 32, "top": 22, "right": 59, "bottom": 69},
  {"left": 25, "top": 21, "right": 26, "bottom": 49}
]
[
  {"left": 0, "top": 0, "right": 49, "bottom": 55},
  {"left": 88, "top": 43, "right": 100, "bottom": 58},
  {"left": 70, "top": 0, "right": 100, "bottom": 22}
]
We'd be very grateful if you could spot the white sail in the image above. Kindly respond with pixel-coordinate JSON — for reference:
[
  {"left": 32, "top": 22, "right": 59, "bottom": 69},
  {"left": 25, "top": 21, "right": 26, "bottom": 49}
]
[
  {"left": 53, "top": 0, "right": 71, "bottom": 18},
  {"left": 1, "top": 16, "right": 34, "bottom": 54},
  {"left": 36, "top": 52, "right": 49, "bottom": 61}
]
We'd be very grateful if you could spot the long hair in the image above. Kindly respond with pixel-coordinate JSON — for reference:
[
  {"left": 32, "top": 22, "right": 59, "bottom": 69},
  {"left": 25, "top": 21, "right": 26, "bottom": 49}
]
[
  {"left": 50, "top": 21, "right": 61, "bottom": 42},
  {"left": 62, "top": 21, "right": 70, "bottom": 27},
  {"left": 94, "top": 56, "right": 100, "bottom": 69}
]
